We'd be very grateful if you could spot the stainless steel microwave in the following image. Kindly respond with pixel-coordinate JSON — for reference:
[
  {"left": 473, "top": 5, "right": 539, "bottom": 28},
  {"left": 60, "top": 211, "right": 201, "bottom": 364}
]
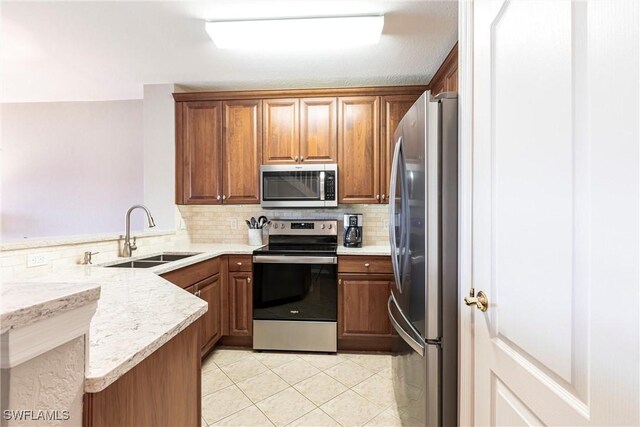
[{"left": 260, "top": 164, "right": 338, "bottom": 208}]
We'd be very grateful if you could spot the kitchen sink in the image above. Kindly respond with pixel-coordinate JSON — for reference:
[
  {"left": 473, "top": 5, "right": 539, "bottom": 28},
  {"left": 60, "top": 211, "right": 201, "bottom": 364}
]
[
  {"left": 105, "top": 253, "right": 201, "bottom": 268},
  {"left": 106, "top": 260, "right": 168, "bottom": 268},
  {"left": 138, "top": 253, "right": 200, "bottom": 262}
]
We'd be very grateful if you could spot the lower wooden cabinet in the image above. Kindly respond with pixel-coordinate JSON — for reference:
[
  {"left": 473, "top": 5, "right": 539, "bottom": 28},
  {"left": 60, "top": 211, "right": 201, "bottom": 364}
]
[
  {"left": 84, "top": 323, "right": 200, "bottom": 427},
  {"left": 338, "top": 277, "right": 394, "bottom": 337},
  {"left": 228, "top": 271, "right": 253, "bottom": 337},
  {"left": 337, "top": 256, "right": 395, "bottom": 351},
  {"left": 196, "top": 275, "right": 223, "bottom": 354}
]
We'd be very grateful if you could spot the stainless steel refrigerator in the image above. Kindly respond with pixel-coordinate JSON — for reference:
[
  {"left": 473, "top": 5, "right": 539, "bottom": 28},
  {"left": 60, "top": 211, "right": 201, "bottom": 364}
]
[{"left": 388, "top": 91, "right": 458, "bottom": 426}]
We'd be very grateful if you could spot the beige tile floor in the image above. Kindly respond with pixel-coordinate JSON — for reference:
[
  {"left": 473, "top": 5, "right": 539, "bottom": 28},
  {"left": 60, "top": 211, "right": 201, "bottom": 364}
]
[{"left": 201, "top": 347, "right": 403, "bottom": 427}]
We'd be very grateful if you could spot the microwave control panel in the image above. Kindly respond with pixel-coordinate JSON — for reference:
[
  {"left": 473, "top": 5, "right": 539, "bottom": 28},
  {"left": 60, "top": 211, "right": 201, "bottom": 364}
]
[{"left": 325, "top": 172, "right": 336, "bottom": 201}]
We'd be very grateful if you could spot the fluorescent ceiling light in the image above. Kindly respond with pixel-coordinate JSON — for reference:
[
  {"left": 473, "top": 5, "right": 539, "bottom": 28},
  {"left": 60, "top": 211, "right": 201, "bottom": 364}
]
[{"left": 205, "top": 15, "right": 384, "bottom": 50}]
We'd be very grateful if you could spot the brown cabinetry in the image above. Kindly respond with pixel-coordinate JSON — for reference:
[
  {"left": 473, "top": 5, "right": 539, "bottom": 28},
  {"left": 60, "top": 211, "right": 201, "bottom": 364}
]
[
  {"left": 161, "top": 258, "right": 224, "bottom": 356},
  {"left": 263, "top": 97, "right": 337, "bottom": 164},
  {"left": 429, "top": 43, "right": 458, "bottom": 96},
  {"left": 338, "top": 96, "right": 380, "bottom": 204},
  {"left": 300, "top": 97, "right": 337, "bottom": 163},
  {"left": 337, "top": 256, "right": 395, "bottom": 351},
  {"left": 227, "top": 256, "right": 253, "bottom": 337},
  {"left": 263, "top": 99, "right": 299, "bottom": 164},
  {"left": 223, "top": 100, "right": 262, "bottom": 203},
  {"left": 175, "top": 86, "right": 429, "bottom": 205},
  {"left": 380, "top": 95, "right": 420, "bottom": 203},
  {"left": 176, "top": 100, "right": 260, "bottom": 204},
  {"left": 179, "top": 101, "right": 223, "bottom": 204}
]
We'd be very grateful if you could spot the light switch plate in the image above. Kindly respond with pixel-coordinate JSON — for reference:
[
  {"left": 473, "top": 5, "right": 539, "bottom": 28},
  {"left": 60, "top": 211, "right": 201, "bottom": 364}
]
[{"left": 27, "top": 253, "right": 47, "bottom": 267}]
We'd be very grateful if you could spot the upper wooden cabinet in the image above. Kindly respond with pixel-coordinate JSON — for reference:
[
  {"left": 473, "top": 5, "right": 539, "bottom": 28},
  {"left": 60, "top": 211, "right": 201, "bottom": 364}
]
[
  {"left": 338, "top": 96, "right": 380, "bottom": 204},
  {"left": 380, "top": 95, "right": 420, "bottom": 204},
  {"left": 175, "top": 86, "right": 429, "bottom": 205},
  {"left": 263, "top": 97, "right": 337, "bottom": 164},
  {"left": 176, "top": 100, "right": 261, "bottom": 204},
  {"left": 300, "top": 98, "right": 337, "bottom": 163},
  {"left": 263, "top": 99, "right": 299, "bottom": 164},
  {"left": 179, "top": 101, "right": 223, "bottom": 204},
  {"left": 429, "top": 43, "right": 458, "bottom": 96},
  {"left": 223, "top": 100, "right": 262, "bottom": 204}
]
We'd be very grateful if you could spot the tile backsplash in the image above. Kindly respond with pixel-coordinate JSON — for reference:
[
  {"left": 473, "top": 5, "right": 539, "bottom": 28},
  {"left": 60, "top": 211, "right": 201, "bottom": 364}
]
[{"left": 178, "top": 204, "right": 390, "bottom": 246}]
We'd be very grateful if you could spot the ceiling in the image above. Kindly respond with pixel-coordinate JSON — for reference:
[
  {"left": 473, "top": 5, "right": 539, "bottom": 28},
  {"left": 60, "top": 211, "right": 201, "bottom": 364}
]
[{"left": 1, "top": 1, "right": 458, "bottom": 103}]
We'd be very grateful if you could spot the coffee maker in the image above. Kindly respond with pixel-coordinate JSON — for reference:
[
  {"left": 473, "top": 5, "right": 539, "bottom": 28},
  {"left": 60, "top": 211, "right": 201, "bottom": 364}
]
[{"left": 343, "top": 213, "right": 363, "bottom": 248}]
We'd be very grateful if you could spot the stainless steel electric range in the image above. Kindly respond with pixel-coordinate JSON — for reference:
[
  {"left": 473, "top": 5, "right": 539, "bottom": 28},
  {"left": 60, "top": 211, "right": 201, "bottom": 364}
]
[{"left": 252, "top": 219, "right": 338, "bottom": 353}]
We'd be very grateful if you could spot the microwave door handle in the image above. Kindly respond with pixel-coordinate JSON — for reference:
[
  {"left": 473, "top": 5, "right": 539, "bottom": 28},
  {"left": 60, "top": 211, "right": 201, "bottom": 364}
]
[{"left": 320, "top": 171, "right": 325, "bottom": 201}]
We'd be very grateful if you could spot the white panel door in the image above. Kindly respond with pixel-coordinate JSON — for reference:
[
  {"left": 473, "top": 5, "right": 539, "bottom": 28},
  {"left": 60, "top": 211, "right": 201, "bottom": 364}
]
[{"left": 471, "top": 0, "right": 639, "bottom": 425}]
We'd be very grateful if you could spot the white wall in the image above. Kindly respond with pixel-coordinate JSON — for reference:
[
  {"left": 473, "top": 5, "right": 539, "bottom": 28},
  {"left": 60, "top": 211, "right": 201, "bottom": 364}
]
[
  {"left": 143, "top": 84, "right": 176, "bottom": 231},
  {"left": 1, "top": 100, "right": 144, "bottom": 241}
]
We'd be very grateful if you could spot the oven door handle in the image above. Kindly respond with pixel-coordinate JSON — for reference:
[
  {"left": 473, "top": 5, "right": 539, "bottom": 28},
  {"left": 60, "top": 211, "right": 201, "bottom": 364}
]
[{"left": 253, "top": 255, "right": 337, "bottom": 264}]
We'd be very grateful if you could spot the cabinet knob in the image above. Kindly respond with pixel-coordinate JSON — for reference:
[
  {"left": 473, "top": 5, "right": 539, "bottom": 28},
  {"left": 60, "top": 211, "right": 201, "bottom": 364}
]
[
  {"left": 376, "top": 194, "right": 380, "bottom": 200},
  {"left": 300, "top": 156, "right": 304, "bottom": 162},
  {"left": 365, "top": 263, "right": 371, "bottom": 267},
  {"left": 338, "top": 279, "right": 342, "bottom": 285},
  {"left": 216, "top": 195, "right": 221, "bottom": 200},
  {"left": 222, "top": 195, "right": 226, "bottom": 200},
  {"left": 294, "top": 156, "right": 299, "bottom": 162},
  {"left": 381, "top": 194, "right": 386, "bottom": 201},
  {"left": 195, "top": 290, "right": 201, "bottom": 297},
  {"left": 237, "top": 262, "right": 242, "bottom": 266},
  {"left": 247, "top": 277, "right": 251, "bottom": 284}
]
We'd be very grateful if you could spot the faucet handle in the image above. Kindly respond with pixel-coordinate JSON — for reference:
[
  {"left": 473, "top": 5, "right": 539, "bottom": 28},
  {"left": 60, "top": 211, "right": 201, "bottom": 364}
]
[
  {"left": 84, "top": 251, "right": 99, "bottom": 265},
  {"left": 131, "top": 237, "right": 137, "bottom": 251}
]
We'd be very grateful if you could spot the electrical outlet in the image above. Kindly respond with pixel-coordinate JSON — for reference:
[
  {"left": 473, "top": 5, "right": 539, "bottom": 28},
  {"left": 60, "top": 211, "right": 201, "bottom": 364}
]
[
  {"left": 229, "top": 219, "right": 238, "bottom": 229},
  {"left": 27, "top": 253, "right": 48, "bottom": 267}
]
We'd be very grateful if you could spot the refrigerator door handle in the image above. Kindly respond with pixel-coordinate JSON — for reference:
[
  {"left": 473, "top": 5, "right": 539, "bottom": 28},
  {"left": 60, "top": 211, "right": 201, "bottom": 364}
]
[
  {"left": 389, "top": 137, "right": 403, "bottom": 291},
  {"left": 388, "top": 296, "right": 425, "bottom": 356}
]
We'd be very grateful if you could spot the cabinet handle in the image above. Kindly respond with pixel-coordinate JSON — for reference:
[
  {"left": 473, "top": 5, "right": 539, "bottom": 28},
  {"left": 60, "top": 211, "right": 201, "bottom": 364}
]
[
  {"left": 216, "top": 195, "right": 221, "bottom": 200},
  {"left": 195, "top": 290, "right": 201, "bottom": 297},
  {"left": 365, "top": 263, "right": 371, "bottom": 267},
  {"left": 338, "top": 279, "right": 342, "bottom": 285},
  {"left": 237, "top": 262, "right": 242, "bottom": 266},
  {"left": 222, "top": 195, "right": 226, "bottom": 200},
  {"left": 294, "top": 156, "right": 299, "bottom": 162},
  {"left": 247, "top": 277, "right": 251, "bottom": 284},
  {"left": 376, "top": 194, "right": 380, "bottom": 200},
  {"left": 300, "top": 156, "right": 304, "bottom": 162}
]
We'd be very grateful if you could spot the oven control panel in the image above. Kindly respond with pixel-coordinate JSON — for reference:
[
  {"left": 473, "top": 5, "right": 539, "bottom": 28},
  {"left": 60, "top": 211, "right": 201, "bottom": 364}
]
[{"left": 270, "top": 220, "right": 337, "bottom": 236}]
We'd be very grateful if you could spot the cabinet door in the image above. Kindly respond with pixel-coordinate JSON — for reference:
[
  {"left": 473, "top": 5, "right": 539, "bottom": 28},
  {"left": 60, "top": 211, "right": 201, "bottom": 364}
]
[
  {"left": 197, "top": 274, "right": 223, "bottom": 354},
  {"left": 181, "top": 101, "right": 223, "bottom": 204},
  {"left": 338, "top": 96, "right": 380, "bottom": 203},
  {"left": 228, "top": 271, "right": 253, "bottom": 336},
  {"left": 223, "top": 100, "right": 262, "bottom": 204},
  {"left": 300, "top": 97, "right": 337, "bottom": 164},
  {"left": 444, "top": 64, "right": 458, "bottom": 92},
  {"left": 262, "top": 99, "right": 299, "bottom": 164},
  {"left": 380, "top": 95, "right": 419, "bottom": 204},
  {"left": 338, "top": 276, "right": 394, "bottom": 338}
]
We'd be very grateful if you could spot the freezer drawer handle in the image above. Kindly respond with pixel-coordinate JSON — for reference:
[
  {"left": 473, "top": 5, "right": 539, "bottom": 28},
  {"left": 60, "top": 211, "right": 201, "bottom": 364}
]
[{"left": 387, "top": 296, "right": 425, "bottom": 356}]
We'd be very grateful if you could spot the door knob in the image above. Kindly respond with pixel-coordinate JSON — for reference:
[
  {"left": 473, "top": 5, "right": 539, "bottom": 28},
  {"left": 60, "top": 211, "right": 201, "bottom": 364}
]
[{"left": 464, "top": 288, "right": 488, "bottom": 312}]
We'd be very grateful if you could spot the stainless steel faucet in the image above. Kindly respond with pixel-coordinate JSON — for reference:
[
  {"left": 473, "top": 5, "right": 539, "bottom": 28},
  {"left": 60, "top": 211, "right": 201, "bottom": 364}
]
[{"left": 122, "top": 205, "right": 156, "bottom": 257}]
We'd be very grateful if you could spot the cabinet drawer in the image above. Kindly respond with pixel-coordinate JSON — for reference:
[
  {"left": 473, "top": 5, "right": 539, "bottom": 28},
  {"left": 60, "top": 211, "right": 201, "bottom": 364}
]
[
  {"left": 338, "top": 256, "right": 392, "bottom": 274},
  {"left": 161, "top": 257, "right": 221, "bottom": 289},
  {"left": 228, "top": 255, "right": 252, "bottom": 272}
]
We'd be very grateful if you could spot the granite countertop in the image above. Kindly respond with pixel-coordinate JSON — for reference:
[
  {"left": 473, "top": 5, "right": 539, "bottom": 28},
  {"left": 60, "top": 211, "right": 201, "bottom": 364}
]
[
  {"left": 0, "top": 281, "right": 101, "bottom": 334},
  {"left": 15, "top": 243, "right": 260, "bottom": 393},
  {"left": 337, "top": 245, "right": 391, "bottom": 256},
  {"left": 7, "top": 242, "right": 388, "bottom": 393}
]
